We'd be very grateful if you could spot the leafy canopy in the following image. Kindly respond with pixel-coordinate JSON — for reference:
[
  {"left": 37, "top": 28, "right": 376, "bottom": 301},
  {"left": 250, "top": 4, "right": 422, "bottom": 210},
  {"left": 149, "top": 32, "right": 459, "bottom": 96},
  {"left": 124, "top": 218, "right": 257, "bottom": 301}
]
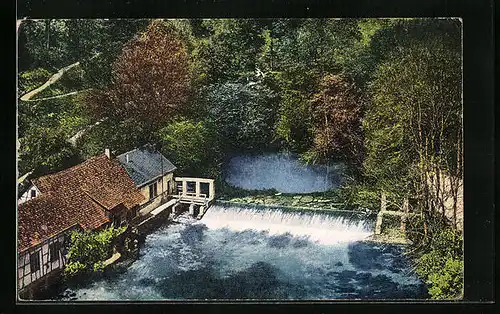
[
  {"left": 84, "top": 20, "right": 191, "bottom": 130},
  {"left": 158, "top": 119, "right": 221, "bottom": 178}
]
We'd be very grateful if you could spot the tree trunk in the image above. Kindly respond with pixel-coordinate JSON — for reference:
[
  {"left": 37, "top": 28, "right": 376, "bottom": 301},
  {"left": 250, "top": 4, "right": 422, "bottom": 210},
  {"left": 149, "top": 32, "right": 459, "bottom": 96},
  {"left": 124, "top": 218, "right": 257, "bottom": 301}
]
[
  {"left": 400, "top": 197, "right": 409, "bottom": 234},
  {"left": 381, "top": 192, "right": 387, "bottom": 212},
  {"left": 435, "top": 166, "right": 446, "bottom": 222},
  {"left": 45, "top": 20, "right": 51, "bottom": 50}
]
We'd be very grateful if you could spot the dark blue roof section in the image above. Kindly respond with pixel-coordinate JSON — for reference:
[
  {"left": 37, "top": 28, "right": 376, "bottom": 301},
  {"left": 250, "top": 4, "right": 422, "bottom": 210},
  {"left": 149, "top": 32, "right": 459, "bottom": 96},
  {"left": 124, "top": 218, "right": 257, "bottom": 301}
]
[{"left": 116, "top": 144, "right": 176, "bottom": 187}]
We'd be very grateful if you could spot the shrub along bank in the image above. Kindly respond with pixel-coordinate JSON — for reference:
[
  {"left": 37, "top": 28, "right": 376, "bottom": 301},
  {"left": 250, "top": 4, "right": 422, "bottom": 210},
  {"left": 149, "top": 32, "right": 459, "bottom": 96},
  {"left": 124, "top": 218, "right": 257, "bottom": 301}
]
[
  {"left": 64, "top": 225, "right": 127, "bottom": 277},
  {"left": 413, "top": 227, "right": 463, "bottom": 299}
]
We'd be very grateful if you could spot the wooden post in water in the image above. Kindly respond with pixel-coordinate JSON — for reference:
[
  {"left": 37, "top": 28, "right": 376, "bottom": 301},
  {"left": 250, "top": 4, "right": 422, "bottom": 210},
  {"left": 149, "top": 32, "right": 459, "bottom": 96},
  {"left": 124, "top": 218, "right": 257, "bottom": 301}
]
[
  {"left": 375, "top": 192, "right": 387, "bottom": 235},
  {"left": 182, "top": 181, "right": 188, "bottom": 197},
  {"left": 195, "top": 181, "right": 201, "bottom": 197},
  {"left": 400, "top": 197, "right": 409, "bottom": 233}
]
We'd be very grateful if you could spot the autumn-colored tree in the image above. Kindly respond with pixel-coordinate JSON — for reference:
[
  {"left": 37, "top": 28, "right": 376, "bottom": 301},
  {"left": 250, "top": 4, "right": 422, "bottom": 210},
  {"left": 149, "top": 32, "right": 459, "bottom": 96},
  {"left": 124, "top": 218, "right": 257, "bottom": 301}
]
[
  {"left": 84, "top": 20, "right": 191, "bottom": 130},
  {"left": 309, "top": 75, "right": 364, "bottom": 165}
]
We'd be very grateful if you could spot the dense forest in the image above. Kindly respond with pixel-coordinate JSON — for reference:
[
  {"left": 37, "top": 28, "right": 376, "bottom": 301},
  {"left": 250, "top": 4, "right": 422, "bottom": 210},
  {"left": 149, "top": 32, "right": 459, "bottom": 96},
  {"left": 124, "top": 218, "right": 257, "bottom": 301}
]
[{"left": 17, "top": 18, "right": 463, "bottom": 299}]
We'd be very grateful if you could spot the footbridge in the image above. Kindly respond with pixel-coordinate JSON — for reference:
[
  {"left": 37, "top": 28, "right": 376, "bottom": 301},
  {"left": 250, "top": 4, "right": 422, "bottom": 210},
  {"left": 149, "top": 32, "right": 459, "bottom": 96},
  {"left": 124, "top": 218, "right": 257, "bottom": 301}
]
[
  {"left": 171, "top": 177, "right": 215, "bottom": 219},
  {"left": 135, "top": 177, "right": 215, "bottom": 232}
]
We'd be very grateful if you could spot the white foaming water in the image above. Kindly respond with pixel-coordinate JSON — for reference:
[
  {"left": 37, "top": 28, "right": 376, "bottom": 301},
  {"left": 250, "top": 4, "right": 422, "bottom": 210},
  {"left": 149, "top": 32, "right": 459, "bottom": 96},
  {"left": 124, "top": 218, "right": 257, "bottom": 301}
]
[
  {"left": 54, "top": 206, "right": 425, "bottom": 300},
  {"left": 225, "top": 153, "right": 345, "bottom": 193},
  {"left": 199, "top": 205, "right": 373, "bottom": 245}
]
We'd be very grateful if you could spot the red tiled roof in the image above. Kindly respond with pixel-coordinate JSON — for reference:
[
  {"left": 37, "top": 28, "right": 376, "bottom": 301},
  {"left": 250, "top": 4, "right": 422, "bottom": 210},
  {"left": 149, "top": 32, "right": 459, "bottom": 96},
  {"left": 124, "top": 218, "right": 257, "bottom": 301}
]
[
  {"left": 18, "top": 154, "right": 145, "bottom": 253},
  {"left": 17, "top": 192, "right": 107, "bottom": 253}
]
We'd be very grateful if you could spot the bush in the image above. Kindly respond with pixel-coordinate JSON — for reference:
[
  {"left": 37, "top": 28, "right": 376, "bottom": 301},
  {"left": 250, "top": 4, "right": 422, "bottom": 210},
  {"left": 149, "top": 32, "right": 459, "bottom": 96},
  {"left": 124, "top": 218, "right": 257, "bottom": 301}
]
[
  {"left": 414, "top": 227, "right": 463, "bottom": 299},
  {"left": 64, "top": 225, "right": 126, "bottom": 277},
  {"left": 427, "top": 258, "right": 464, "bottom": 299}
]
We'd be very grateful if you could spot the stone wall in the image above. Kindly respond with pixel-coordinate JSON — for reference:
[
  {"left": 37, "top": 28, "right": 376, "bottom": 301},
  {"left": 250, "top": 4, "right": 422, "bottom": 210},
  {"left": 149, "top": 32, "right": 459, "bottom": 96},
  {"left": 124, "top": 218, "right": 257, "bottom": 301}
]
[{"left": 220, "top": 194, "right": 343, "bottom": 211}]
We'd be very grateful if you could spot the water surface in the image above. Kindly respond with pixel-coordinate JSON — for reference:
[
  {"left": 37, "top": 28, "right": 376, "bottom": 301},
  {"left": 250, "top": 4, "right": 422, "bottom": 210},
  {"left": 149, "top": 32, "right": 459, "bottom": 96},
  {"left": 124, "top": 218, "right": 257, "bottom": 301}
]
[
  {"left": 55, "top": 205, "right": 427, "bottom": 300},
  {"left": 225, "top": 153, "right": 345, "bottom": 193}
]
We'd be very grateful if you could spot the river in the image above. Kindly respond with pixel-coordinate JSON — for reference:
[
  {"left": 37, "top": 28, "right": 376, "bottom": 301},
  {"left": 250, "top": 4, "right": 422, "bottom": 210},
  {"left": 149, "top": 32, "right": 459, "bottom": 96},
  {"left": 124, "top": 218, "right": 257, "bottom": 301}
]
[
  {"left": 48, "top": 153, "right": 426, "bottom": 300},
  {"left": 52, "top": 204, "right": 426, "bottom": 300}
]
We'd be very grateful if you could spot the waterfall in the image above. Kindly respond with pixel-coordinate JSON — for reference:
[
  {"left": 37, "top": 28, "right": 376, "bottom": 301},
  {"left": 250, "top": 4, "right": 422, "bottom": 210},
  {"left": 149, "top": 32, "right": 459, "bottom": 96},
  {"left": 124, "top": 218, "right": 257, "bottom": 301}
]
[{"left": 199, "top": 204, "right": 374, "bottom": 245}]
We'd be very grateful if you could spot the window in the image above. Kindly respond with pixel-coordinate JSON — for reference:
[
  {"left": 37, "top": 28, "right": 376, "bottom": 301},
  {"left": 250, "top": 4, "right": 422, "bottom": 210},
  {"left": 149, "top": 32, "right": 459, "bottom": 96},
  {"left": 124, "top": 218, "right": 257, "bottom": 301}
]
[
  {"left": 149, "top": 183, "right": 158, "bottom": 199},
  {"left": 30, "top": 189, "right": 36, "bottom": 198},
  {"left": 187, "top": 182, "right": 196, "bottom": 194},
  {"left": 112, "top": 215, "right": 121, "bottom": 227},
  {"left": 157, "top": 179, "right": 162, "bottom": 194},
  {"left": 127, "top": 208, "right": 134, "bottom": 220},
  {"left": 30, "top": 251, "right": 40, "bottom": 272},
  {"left": 49, "top": 241, "right": 60, "bottom": 262}
]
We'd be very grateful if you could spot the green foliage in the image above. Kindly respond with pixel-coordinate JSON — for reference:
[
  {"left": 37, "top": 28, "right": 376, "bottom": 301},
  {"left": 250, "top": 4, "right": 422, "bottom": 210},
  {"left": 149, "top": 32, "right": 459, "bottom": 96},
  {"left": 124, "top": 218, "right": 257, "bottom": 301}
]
[
  {"left": 18, "top": 94, "right": 89, "bottom": 147},
  {"left": 18, "top": 68, "right": 52, "bottom": 96},
  {"left": 275, "top": 89, "right": 312, "bottom": 152},
  {"left": 18, "top": 126, "right": 81, "bottom": 176},
  {"left": 426, "top": 258, "right": 464, "bottom": 299},
  {"left": 77, "top": 119, "right": 148, "bottom": 160},
  {"left": 203, "top": 82, "right": 279, "bottom": 153},
  {"left": 18, "top": 20, "right": 71, "bottom": 71},
  {"left": 414, "top": 227, "right": 463, "bottom": 299},
  {"left": 158, "top": 119, "right": 221, "bottom": 178},
  {"left": 197, "top": 19, "right": 266, "bottom": 83},
  {"left": 218, "top": 181, "right": 279, "bottom": 199},
  {"left": 363, "top": 18, "right": 461, "bottom": 200},
  {"left": 332, "top": 181, "right": 380, "bottom": 211},
  {"left": 63, "top": 260, "right": 86, "bottom": 275},
  {"left": 64, "top": 225, "right": 126, "bottom": 277},
  {"left": 18, "top": 19, "right": 150, "bottom": 79},
  {"left": 37, "top": 64, "right": 86, "bottom": 98}
]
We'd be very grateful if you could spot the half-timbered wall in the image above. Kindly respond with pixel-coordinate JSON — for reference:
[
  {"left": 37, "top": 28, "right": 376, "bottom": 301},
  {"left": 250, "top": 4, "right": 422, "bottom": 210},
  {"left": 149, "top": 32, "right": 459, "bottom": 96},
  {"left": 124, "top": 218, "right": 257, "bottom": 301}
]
[
  {"left": 17, "top": 227, "right": 77, "bottom": 291},
  {"left": 18, "top": 185, "right": 40, "bottom": 205}
]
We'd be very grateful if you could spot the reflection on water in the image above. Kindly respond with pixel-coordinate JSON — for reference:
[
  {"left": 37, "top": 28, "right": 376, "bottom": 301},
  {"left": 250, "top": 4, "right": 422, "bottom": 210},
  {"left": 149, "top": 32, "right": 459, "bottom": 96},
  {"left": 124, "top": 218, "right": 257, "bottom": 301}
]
[
  {"left": 51, "top": 205, "right": 427, "bottom": 300},
  {"left": 225, "top": 153, "right": 345, "bottom": 193}
]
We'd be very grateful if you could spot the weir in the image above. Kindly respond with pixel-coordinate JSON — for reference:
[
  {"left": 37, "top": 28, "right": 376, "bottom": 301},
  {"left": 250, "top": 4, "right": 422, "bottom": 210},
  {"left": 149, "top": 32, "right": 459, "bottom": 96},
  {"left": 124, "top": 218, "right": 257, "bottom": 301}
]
[{"left": 201, "top": 204, "right": 374, "bottom": 245}]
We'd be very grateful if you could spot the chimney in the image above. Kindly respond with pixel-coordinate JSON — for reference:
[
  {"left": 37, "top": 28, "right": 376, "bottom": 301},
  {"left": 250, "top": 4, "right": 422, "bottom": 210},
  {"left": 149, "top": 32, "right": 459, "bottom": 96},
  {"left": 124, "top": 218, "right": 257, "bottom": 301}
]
[
  {"left": 105, "top": 148, "right": 111, "bottom": 159},
  {"left": 126, "top": 154, "right": 129, "bottom": 163}
]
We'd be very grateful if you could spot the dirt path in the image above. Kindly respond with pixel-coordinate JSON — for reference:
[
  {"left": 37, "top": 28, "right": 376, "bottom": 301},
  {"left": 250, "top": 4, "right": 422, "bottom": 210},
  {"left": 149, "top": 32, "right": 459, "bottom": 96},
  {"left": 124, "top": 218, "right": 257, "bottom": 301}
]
[
  {"left": 68, "top": 119, "right": 106, "bottom": 146},
  {"left": 19, "top": 61, "right": 81, "bottom": 102}
]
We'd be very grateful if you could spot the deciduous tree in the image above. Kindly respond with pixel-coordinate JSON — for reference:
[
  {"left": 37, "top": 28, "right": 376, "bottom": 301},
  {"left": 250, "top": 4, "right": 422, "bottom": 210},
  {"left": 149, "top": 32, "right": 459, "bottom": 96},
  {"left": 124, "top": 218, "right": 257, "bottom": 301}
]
[
  {"left": 18, "top": 126, "right": 81, "bottom": 176},
  {"left": 309, "top": 75, "right": 365, "bottom": 166},
  {"left": 84, "top": 20, "right": 191, "bottom": 130},
  {"left": 158, "top": 119, "right": 221, "bottom": 178},
  {"left": 203, "top": 82, "right": 279, "bottom": 153}
]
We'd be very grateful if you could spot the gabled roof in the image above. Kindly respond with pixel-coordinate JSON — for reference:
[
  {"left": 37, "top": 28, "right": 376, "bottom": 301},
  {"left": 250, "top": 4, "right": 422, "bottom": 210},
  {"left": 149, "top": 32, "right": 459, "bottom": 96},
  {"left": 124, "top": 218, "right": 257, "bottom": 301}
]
[
  {"left": 18, "top": 154, "right": 145, "bottom": 253},
  {"left": 18, "top": 192, "right": 107, "bottom": 253},
  {"left": 116, "top": 144, "right": 176, "bottom": 187}
]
